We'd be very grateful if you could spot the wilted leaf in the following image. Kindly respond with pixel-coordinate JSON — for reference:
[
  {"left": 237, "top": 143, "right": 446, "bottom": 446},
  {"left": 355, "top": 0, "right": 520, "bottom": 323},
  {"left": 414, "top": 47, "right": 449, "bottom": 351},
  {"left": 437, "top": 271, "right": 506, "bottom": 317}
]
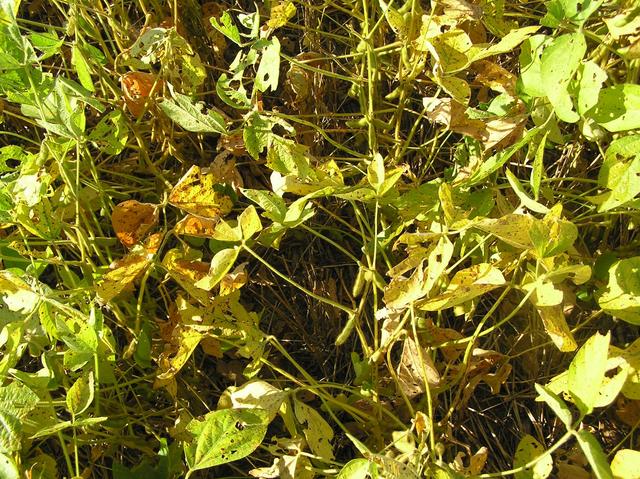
[
  {"left": 419, "top": 263, "right": 505, "bottom": 311},
  {"left": 535, "top": 305, "right": 577, "bottom": 352},
  {"left": 169, "top": 165, "right": 234, "bottom": 219},
  {"left": 111, "top": 199, "right": 159, "bottom": 248},
  {"left": 162, "top": 248, "right": 211, "bottom": 304},
  {"left": 267, "top": 1, "right": 296, "bottom": 29},
  {"left": 396, "top": 336, "right": 441, "bottom": 397},
  {"left": 96, "top": 252, "right": 152, "bottom": 303},
  {"left": 185, "top": 408, "right": 269, "bottom": 472},
  {"left": 423, "top": 97, "right": 526, "bottom": 150}
]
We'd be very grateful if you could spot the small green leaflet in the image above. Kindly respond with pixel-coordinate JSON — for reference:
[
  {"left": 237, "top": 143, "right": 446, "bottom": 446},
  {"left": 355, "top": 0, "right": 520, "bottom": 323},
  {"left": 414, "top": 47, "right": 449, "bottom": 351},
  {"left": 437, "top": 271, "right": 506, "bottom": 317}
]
[
  {"left": 210, "top": 12, "right": 242, "bottom": 46},
  {"left": 159, "top": 89, "right": 227, "bottom": 134},
  {"left": 66, "top": 371, "right": 95, "bottom": 418},
  {"left": 184, "top": 408, "right": 269, "bottom": 473},
  {"left": 592, "top": 134, "right": 640, "bottom": 211}
]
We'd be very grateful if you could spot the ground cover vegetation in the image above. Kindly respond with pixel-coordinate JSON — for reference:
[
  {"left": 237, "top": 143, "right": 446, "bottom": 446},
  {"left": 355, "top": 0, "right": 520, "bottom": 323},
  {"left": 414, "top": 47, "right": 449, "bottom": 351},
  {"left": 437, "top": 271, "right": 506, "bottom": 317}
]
[{"left": 1, "top": 0, "right": 640, "bottom": 477}]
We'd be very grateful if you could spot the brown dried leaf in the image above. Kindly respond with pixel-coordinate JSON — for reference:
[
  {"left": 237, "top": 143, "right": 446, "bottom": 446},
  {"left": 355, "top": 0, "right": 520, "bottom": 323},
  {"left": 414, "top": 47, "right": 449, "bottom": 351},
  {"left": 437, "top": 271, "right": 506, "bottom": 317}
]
[
  {"left": 433, "top": 0, "right": 482, "bottom": 21},
  {"left": 121, "top": 71, "right": 163, "bottom": 118},
  {"left": 473, "top": 60, "right": 517, "bottom": 95},
  {"left": 423, "top": 97, "right": 526, "bottom": 150},
  {"left": 111, "top": 199, "right": 159, "bottom": 248},
  {"left": 396, "top": 337, "right": 441, "bottom": 398}
]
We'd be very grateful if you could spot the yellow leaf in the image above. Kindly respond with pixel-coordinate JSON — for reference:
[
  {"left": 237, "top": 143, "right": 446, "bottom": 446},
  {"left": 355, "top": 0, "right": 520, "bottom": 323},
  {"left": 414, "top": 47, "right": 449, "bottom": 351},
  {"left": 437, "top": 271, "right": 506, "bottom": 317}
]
[
  {"left": 536, "top": 305, "right": 577, "bottom": 352},
  {"left": 97, "top": 253, "right": 152, "bottom": 303},
  {"left": 419, "top": 263, "right": 505, "bottom": 311},
  {"left": 169, "top": 165, "right": 234, "bottom": 219},
  {"left": 111, "top": 199, "right": 159, "bottom": 248},
  {"left": 267, "top": 1, "right": 296, "bottom": 30}
]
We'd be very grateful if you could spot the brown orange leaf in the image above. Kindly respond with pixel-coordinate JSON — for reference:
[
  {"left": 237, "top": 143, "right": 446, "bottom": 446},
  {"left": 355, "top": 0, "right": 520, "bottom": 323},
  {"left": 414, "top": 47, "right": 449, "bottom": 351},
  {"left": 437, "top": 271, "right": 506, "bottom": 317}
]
[
  {"left": 121, "top": 71, "right": 163, "bottom": 118},
  {"left": 473, "top": 60, "right": 517, "bottom": 96},
  {"left": 111, "top": 199, "right": 159, "bottom": 248},
  {"left": 169, "top": 164, "right": 235, "bottom": 219},
  {"left": 174, "top": 214, "right": 219, "bottom": 237}
]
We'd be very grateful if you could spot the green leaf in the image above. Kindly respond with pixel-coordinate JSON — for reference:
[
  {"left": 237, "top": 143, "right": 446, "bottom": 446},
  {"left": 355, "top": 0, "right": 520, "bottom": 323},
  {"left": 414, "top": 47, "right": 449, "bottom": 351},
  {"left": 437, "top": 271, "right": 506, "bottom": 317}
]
[
  {"left": 513, "top": 434, "right": 552, "bottom": 479},
  {"left": 597, "top": 257, "right": 640, "bottom": 325},
  {"left": 611, "top": 449, "right": 640, "bottom": 479},
  {"left": 0, "top": 411, "right": 20, "bottom": 454},
  {"left": 574, "top": 430, "right": 613, "bottom": 479},
  {"left": 568, "top": 332, "right": 610, "bottom": 414},
  {"left": 576, "top": 61, "right": 607, "bottom": 116},
  {"left": 530, "top": 132, "right": 547, "bottom": 200},
  {"left": 71, "top": 44, "right": 94, "bottom": 92},
  {"left": 210, "top": 12, "right": 242, "bottom": 46},
  {"left": 194, "top": 247, "right": 240, "bottom": 291},
  {"left": 184, "top": 408, "right": 269, "bottom": 472},
  {"left": 535, "top": 383, "right": 573, "bottom": 427},
  {"left": 519, "top": 35, "right": 550, "bottom": 98},
  {"left": 159, "top": 90, "right": 227, "bottom": 134},
  {"left": 594, "top": 135, "right": 640, "bottom": 211},
  {"left": 255, "top": 38, "right": 280, "bottom": 92},
  {"left": 506, "top": 169, "right": 548, "bottom": 214},
  {"left": 337, "top": 459, "right": 375, "bottom": 479},
  {"left": 529, "top": 206, "right": 578, "bottom": 258},
  {"left": 88, "top": 110, "right": 129, "bottom": 155},
  {"left": 66, "top": 371, "right": 95, "bottom": 417},
  {"left": 540, "top": 33, "right": 586, "bottom": 123},
  {"left": 266, "top": 136, "right": 313, "bottom": 178},
  {"left": 241, "top": 188, "right": 287, "bottom": 222},
  {"left": 0, "top": 453, "right": 19, "bottom": 479},
  {"left": 542, "top": 0, "right": 603, "bottom": 27},
  {"left": 589, "top": 84, "right": 640, "bottom": 132}
]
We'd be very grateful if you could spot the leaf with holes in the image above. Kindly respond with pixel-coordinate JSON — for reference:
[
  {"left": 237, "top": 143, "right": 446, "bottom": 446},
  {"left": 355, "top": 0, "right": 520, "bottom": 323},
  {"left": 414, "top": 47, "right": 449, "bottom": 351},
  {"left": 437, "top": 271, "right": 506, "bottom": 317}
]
[{"left": 184, "top": 408, "right": 269, "bottom": 473}]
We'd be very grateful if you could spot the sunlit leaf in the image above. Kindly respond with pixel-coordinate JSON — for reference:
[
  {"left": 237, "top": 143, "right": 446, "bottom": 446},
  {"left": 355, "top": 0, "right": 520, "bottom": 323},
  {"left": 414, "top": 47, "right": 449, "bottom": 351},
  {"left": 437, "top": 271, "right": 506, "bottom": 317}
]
[
  {"left": 589, "top": 84, "right": 640, "bottom": 132},
  {"left": 223, "top": 380, "right": 286, "bottom": 422},
  {"left": 419, "top": 263, "right": 505, "bottom": 311},
  {"left": 540, "top": 33, "right": 586, "bottom": 123},
  {"left": 267, "top": 1, "right": 296, "bottom": 30},
  {"left": 535, "top": 383, "right": 573, "bottom": 427},
  {"left": 111, "top": 200, "right": 158, "bottom": 248},
  {"left": 611, "top": 449, "right": 640, "bottom": 479},
  {"left": 96, "top": 253, "right": 152, "bottom": 304},
  {"left": 184, "top": 408, "right": 269, "bottom": 472},
  {"left": 597, "top": 257, "right": 640, "bottom": 325},
  {"left": 593, "top": 135, "right": 640, "bottom": 212},
  {"left": 568, "top": 332, "right": 610, "bottom": 414},
  {"left": 169, "top": 165, "right": 234, "bottom": 219},
  {"left": 66, "top": 371, "right": 94, "bottom": 417},
  {"left": 574, "top": 430, "right": 613, "bottom": 479},
  {"left": 294, "top": 399, "right": 334, "bottom": 461},
  {"left": 255, "top": 38, "right": 280, "bottom": 92},
  {"left": 513, "top": 434, "right": 552, "bottom": 479}
]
